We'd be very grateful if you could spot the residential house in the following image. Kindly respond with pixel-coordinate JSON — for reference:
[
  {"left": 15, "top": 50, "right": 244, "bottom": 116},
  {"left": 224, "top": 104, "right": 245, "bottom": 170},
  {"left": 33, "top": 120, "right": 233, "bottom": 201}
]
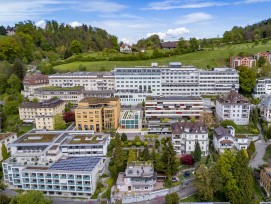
[
  {"left": 213, "top": 126, "right": 248, "bottom": 152},
  {"left": 254, "top": 52, "right": 271, "bottom": 64},
  {"left": 5, "top": 26, "right": 16, "bottom": 36},
  {"left": 216, "top": 86, "right": 250, "bottom": 125},
  {"left": 120, "top": 44, "right": 132, "bottom": 53},
  {"left": 171, "top": 122, "right": 209, "bottom": 156},
  {"left": 260, "top": 96, "right": 271, "bottom": 122},
  {"left": 116, "top": 161, "right": 157, "bottom": 192},
  {"left": 230, "top": 56, "right": 256, "bottom": 68},
  {"left": 0, "top": 133, "right": 17, "bottom": 160},
  {"left": 19, "top": 98, "right": 65, "bottom": 130},
  {"left": 161, "top": 41, "right": 177, "bottom": 49},
  {"left": 75, "top": 97, "right": 120, "bottom": 132}
]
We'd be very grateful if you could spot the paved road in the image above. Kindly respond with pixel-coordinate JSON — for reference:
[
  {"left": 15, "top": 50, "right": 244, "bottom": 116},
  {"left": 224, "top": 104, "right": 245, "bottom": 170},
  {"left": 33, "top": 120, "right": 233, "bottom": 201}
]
[{"left": 250, "top": 139, "right": 269, "bottom": 168}]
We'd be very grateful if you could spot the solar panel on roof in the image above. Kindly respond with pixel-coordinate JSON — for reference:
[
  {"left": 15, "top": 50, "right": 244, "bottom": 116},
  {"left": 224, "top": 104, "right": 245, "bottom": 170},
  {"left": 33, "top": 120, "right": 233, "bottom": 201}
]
[{"left": 49, "top": 157, "right": 102, "bottom": 172}]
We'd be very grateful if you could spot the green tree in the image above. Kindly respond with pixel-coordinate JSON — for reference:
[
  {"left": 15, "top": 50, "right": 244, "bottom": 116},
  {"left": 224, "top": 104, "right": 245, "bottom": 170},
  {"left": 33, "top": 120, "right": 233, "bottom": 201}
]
[
  {"left": 113, "top": 133, "right": 125, "bottom": 171},
  {"left": 190, "top": 117, "right": 196, "bottom": 123},
  {"left": 53, "top": 114, "right": 66, "bottom": 130},
  {"left": 228, "top": 150, "right": 254, "bottom": 204},
  {"left": 121, "top": 133, "right": 127, "bottom": 142},
  {"left": 258, "top": 56, "right": 266, "bottom": 67},
  {"left": 189, "top": 38, "right": 199, "bottom": 51},
  {"left": 70, "top": 40, "right": 82, "bottom": 54},
  {"left": 0, "top": 194, "right": 11, "bottom": 204},
  {"left": 194, "top": 164, "right": 214, "bottom": 201},
  {"left": 247, "top": 142, "right": 256, "bottom": 158},
  {"left": 177, "top": 37, "right": 186, "bottom": 50},
  {"left": 165, "top": 192, "right": 179, "bottom": 204},
  {"left": 0, "top": 37, "right": 24, "bottom": 62},
  {"left": 0, "top": 26, "right": 6, "bottom": 35},
  {"left": 13, "top": 190, "right": 52, "bottom": 204},
  {"left": 142, "top": 145, "right": 150, "bottom": 161},
  {"left": 4, "top": 115, "right": 22, "bottom": 132},
  {"left": 32, "top": 98, "right": 39, "bottom": 103},
  {"left": 221, "top": 120, "right": 237, "bottom": 129},
  {"left": 237, "top": 66, "right": 257, "bottom": 94},
  {"left": 7, "top": 74, "right": 21, "bottom": 93},
  {"left": 1, "top": 143, "right": 9, "bottom": 160},
  {"left": 0, "top": 74, "right": 8, "bottom": 94},
  {"left": 193, "top": 141, "right": 202, "bottom": 162},
  {"left": 161, "top": 140, "right": 178, "bottom": 177},
  {"left": 127, "top": 148, "right": 137, "bottom": 162}
]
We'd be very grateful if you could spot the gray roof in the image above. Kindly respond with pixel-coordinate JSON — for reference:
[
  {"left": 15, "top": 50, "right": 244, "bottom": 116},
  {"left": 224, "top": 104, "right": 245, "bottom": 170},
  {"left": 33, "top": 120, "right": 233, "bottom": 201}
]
[
  {"left": 20, "top": 98, "right": 64, "bottom": 109},
  {"left": 214, "top": 126, "right": 232, "bottom": 140},
  {"left": 146, "top": 96, "right": 203, "bottom": 101},
  {"left": 171, "top": 122, "right": 207, "bottom": 134},
  {"left": 49, "top": 157, "right": 102, "bottom": 172},
  {"left": 261, "top": 96, "right": 271, "bottom": 109},
  {"left": 49, "top": 71, "right": 113, "bottom": 77},
  {"left": 217, "top": 89, "right": 249, "bottom": 104}
]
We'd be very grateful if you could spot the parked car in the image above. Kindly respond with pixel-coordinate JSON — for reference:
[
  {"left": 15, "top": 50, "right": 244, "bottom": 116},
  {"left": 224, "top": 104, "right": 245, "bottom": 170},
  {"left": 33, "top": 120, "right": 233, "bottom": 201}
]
[{"left": 172, "top": 176, "right": 179, "bottom": 182}]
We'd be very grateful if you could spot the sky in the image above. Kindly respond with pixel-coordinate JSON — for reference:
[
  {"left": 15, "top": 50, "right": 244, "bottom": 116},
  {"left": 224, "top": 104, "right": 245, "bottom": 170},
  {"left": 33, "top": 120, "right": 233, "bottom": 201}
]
[{"left": 1, "top": 0, "right": 271, "bottom": 44}]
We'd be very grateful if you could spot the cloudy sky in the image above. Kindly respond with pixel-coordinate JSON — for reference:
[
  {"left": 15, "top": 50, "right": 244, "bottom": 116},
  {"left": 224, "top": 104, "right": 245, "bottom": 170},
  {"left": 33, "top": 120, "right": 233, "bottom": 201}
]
[{"left": 1, "top": 0, "right": 271, "bottom": 43}]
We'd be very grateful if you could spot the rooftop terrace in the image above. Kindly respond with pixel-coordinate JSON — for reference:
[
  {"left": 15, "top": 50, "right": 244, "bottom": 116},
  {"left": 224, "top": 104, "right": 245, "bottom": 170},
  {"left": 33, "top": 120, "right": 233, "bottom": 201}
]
[{"left": 67, "top": 135, "right": 106, "bottom": 144}]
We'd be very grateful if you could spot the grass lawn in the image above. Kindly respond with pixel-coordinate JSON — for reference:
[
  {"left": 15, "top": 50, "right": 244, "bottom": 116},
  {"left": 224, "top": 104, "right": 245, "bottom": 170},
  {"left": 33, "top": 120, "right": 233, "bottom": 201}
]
[
  {"left": 54, "top": 41, "right": 271, "bottom": 72},
  {"left": 180, "top": 193, "right": 199, "bottom": 202},
  {"left": 18, "top": 124, "right": 34, "bottom": 136},
  {"left": 235, "top": 125, "right": 257, "bottom": 134}
]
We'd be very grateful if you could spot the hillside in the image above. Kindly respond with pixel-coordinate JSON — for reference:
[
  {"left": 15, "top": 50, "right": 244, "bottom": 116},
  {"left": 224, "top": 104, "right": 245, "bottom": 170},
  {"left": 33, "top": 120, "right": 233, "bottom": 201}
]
[{"left": 53, "top": 41, "right": 271, "bottom": 72}]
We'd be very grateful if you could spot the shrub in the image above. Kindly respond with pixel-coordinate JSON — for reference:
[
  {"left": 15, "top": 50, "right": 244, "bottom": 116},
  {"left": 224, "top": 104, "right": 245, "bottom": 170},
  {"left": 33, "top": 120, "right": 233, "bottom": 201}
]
[
  {"left": 181, "top": 154, "right": 194, "bottom": 165},
  {"left": 144, "top": 141, "right": 148, "bottom": 146},
  {"left": 251, "top": 128, "right": 259, "bottom": 134},
  {"left": 128, "top": 142, "right": 132, "bottom": 147},
  {"left": 136, "top": 142, "right": 141, "bottom": 146}
]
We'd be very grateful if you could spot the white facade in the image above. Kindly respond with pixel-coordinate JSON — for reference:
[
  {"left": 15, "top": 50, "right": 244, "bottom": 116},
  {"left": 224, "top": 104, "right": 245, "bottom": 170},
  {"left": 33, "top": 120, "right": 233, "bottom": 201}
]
[
  {"left": 114, "top": 64, "right": 239, "bottom": 105},
  {"left": 216, "top": 90, "right": 250, "bottom": 125},
  {"left": 120, "top": 44, "right": 132, "bottom": 53},
  {"left": 260, "top": 96, "right": 271, "bottom": 122},
  {"left": 145, "top": 96, "right": 204, "bottom": 121},
  {"left": 2, "top": 129, "right": 109, "bottom": 198},
  {"left": 253, "top": 78, "right": 271, "bottom": 99},
  {"left": 213, "top": 126, "right": 248, "bottom": 152},
  {"left": 171, "top": 122, "right": 209, "bottom": 156},
  {"left": 0, "top": 133, "right": 17, "bottom": 161},
  {"left": 49, "top": 72, "right": 115, "bottom": 91}
]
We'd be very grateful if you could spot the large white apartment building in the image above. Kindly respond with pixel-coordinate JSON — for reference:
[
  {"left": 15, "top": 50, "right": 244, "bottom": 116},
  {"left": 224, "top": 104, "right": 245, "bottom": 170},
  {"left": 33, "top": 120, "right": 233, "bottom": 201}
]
[
  {"left": 114, "top": 63, "right": 239, "bottom": 105},
  {"left": 216, "top": 88, "right": 250, "bottom": 125},
  {"left": 145, "top": 96, "right": 204, "bottom": 121},
  {"left": 253, "top": 78, "right": 271, "bottom": 99},
  {"left": 2, "top": 129, "right": 109, "bottom": 198},
  {"left": 171, "top": 122, "right": 209, "bottom": 156},
  {"left": 49, "top": 72, "right": 115, "bottom": 91}
]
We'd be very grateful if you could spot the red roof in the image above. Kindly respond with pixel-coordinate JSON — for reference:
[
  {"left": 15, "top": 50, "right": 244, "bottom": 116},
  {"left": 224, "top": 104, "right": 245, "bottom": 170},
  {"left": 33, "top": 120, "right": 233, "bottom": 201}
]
[
  {"left": 23, "top": 74, "right": 49, "bottom": 85},
  {"left": 120, "top": 43, "right": 131, "bottom": 49}
]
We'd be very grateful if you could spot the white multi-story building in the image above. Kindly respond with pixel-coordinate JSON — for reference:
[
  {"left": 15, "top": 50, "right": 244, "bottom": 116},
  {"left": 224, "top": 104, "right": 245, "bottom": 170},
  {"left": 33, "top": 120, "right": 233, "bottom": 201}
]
[
  {"left": 260, "top": 96, "right": 271, "bottom": 122},
  {"left": 216, "top": 88, "right": 250, "bottom": 125},
  {"left": 19, "top": 98, "right": 65, "bottom": 130},
  {"left": 114, "top": 63, "right": 239, "bottom": 105},
  {"left": 21, "top": 73, "right": 49, "bottom": 100},
  {"left": 213, "top": 126, "right": 248, "bottom": 152},
  {"left": 145, "top": 96, "right": 204, "bottom": 121},
  {"left": 2, "top": 129, "right": 109, "bottom": 198},
  {"left": 171, "top": 122, "right": 209, "bottom": 156},
  {"left": 0, "top": 133, "right": 17, "bottom": 161},
  {"left": 49, "top": 72, "right": 115, "bottom": 91},
  {"left": 253, "top": 78, "right": 271, "bottom": 99}
]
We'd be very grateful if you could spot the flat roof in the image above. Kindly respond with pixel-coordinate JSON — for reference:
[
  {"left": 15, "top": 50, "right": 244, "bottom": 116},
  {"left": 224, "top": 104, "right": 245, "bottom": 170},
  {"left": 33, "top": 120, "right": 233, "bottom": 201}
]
[
  {"left": 146, "top": 96, "right": 203, "bottom": 101},
  {"left": 79, "top": 97, "right": 119, "bottom": 104},
  {"left": 67, "top": 135, "right": 107, "bottom": 144},
  {"left": 49, "top": 157, "right": 102, "bottom": 172},
  {"left": 50, "top": 71, "right": 113, "bottom": 77},
  {"left": 16, "top": 133, "right": 58, "bottom": 143},
  {"left": 35, "top": 86, "right": 83, "bottom": 91}
]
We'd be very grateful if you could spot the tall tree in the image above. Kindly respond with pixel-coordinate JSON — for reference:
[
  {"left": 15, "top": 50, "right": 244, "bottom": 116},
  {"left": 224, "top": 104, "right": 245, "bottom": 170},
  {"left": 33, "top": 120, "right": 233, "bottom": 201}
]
[
  {"left": 1, "top": 143, "right": 9, "bottom": 160},
  {"left": 189, "top": 38, "right": 199, "bottom": 51},
  {"left": 194, "top": 164, "right": 214, "bottom": 201},
  {"left": 70, "top": 40, "right": 82, "bottom": 54},
  {"left": 193, "top": 141, "right": 202, "bottom": 162},
  {"left": 12, "top": 190, "right": 52, "bottom": 204},
  {"left": 12, "top": 59, "right": 25, "bottom": 80},
  {"left": 7, "top": 74, "right": 21, "bottom": 94},
  {"left": 228, "top": 150, "right": 254, "bottom": 204},
  {"left": 142, "top": 145, "right": 150, "bottom": 161},
  {"left": 53, "top": 114, "right": 66, "bottom": 130},
  {"left": 127, "top": 148, "right": 137, "bottom": 162},
  {"left": 161, "top": 140, "right": 178, "bottom": 177},
  {"left": 237, "top": 65, "right": 257, "bottom": 94},
  {"left": 121, "top": 133, "right": 127, "bottom": 142}
]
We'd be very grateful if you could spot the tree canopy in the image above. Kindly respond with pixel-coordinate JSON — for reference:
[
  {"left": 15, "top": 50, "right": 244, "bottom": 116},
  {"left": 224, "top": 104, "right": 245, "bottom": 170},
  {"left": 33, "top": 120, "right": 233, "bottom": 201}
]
[{"left": 237, "top": 66, "right": 257, "bottom": 95}]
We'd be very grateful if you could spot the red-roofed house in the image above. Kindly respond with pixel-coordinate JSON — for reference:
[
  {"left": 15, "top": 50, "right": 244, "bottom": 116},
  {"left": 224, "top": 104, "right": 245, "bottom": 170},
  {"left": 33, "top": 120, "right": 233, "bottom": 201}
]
[
  {"left": 230, "top": 56, "right": 256, "bottom": 68},
  {"left": 120, "top": 44, "right": 132, "bottom": 53},
  {"left": 21, "top": 73, "right": 49, "bottom": 100},
  {"left": 254, "top": 51, "right": 271, "bottom": 63}
]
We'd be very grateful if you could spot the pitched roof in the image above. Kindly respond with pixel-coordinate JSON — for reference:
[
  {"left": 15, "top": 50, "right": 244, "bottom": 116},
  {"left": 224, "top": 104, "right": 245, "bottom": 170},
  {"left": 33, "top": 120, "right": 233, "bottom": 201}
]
[
  {"left": 120, "top": 43, "right": 131, "bottom": 49},
  {"left": 261, "top": 96, "right": 271, "bottom": 109},
  {"left": 214, "top": 126, "right": 232, "bottom": 139},
  {"left": 23, "top": 73, "right": 49, "bottom": 85},
  {"left": 0, "top": 133, "right": 15, "bottom": 141},
  {"left": 171, "top": 122, "right": 207, "bottom": 134},
  {"left": 161, "top": 41, "right": 177, "bottom": 48},
  {"left": 216, "top": 89, "right": 249, "bottom": 104}
]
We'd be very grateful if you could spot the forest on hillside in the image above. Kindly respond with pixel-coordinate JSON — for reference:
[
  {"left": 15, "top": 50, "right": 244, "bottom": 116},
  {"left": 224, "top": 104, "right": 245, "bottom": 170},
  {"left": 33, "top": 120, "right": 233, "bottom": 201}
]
[
  {"left": 223, "top": 18, "right": 271, "bottom": 43},
  {"left": 0, "top": 20, "right": 119, "bottom": 64}
]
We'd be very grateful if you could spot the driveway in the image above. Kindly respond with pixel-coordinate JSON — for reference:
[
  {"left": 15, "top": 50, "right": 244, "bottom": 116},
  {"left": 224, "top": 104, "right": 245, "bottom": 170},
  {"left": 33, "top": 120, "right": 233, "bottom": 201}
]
[{"left": 250, "top": 140, "right": 269, "bottom": 168}]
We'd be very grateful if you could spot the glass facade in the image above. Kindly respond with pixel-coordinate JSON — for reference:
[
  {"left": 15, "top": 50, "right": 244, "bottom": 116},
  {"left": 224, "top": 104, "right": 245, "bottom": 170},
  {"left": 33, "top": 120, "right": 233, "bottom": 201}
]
[{"left": 120, "top": 111, "right": 139, "bottom": 129}]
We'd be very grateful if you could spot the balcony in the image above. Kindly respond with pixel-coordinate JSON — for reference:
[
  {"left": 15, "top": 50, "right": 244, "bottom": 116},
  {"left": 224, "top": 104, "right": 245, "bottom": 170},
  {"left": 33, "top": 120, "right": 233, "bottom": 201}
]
[{"left": 83, "top": 176, "right": 90, "bottom": 180}]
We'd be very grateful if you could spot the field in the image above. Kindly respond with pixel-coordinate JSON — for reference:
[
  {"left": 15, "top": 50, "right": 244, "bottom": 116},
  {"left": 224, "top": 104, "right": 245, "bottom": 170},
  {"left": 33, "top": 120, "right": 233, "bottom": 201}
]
[{"left": 54, "top": 41, "right": 271, "bottom": 72}]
